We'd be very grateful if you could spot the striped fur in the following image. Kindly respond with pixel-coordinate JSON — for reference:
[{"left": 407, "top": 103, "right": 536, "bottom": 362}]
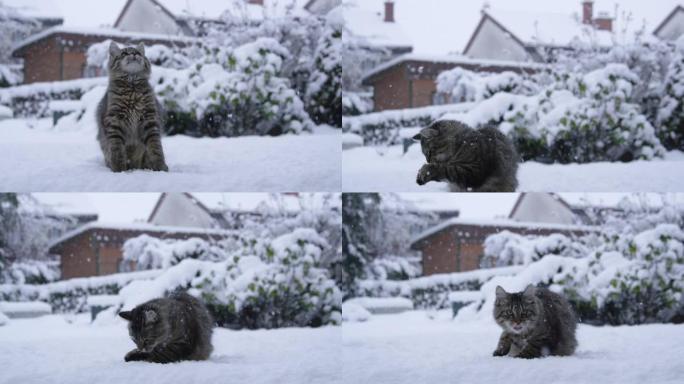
[
  {"left": 413, "top": 120, "right": 518, "bottom": 192},
  {"left": 96, "top": 42, "right": 168, "bottom": 172},
  {"left": 493, "top": 285, "right": 577, "bottom": 358}
]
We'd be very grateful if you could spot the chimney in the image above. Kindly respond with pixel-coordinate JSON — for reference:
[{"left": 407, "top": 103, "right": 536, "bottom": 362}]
[
  {"left": 384, "top": 1, "right": 394, "bottom": 23},
  {"left": 595, "top": 11, "right": 613, "bottom": 31},
  {"left": 582, "top": 0, "right": 593, "bottom": 24},
  {"left": 248, "top": 0, "right": 264, "bottom": 5}
]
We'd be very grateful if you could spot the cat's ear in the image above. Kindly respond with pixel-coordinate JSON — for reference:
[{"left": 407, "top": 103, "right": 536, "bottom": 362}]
[
  {"left": 136, "top": 42, "right": 145, "bottom": 55},
  {"left": 421, "top": 128, "right": 438, "bottom": 140},
  {"left": 412, "top": 133, "right": 422, "bottom": 141},
  {"left": 144, "top": 309, "right": 158, "bottom": 323},
  {"left": 109, "top": 42, "right": 121, "bottom": 57},
  {"left": 523, "top": 285, "right": 536, "bottom": 297},
  {"left": 118, "top": 310, "right": 133, "bottom": 321},
  {"left": 495, "top": 286, "right": 507, "bottom": 298}
]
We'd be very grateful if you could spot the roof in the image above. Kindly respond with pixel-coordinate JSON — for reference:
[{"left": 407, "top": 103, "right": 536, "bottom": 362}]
[
  {"left": 508, "top": 192, "right": 574, "bottom": 219},
  {"left": 362, "top": 53, "right": 547, "bottom": 84},
  {"left": 48, "top": 221, "right": 234, "bottom": 252},
  {"left": 654, "top": 4, "right": 684, "bottom": 35},
  {"left": 343, "top": 0, "right": 412, "bottom": 50},
  {"left": 483, "top": 9, "right": 615, "bottom": 48},
  {"left": 12, "top": 25, "right": 195, "bottom": 56},
  {"left": 410, "top": 218, "right": 598, "bottom": 247}
]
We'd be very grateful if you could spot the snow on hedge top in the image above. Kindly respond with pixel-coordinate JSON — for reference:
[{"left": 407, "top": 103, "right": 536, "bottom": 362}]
[
  {"left": 485, "top": 9, "right": 615, "bottom": 48},
  {"left": 344, "top": 297, "right": 413, "bottom": 311},
  {"left": 0, "top": 301, "right": 52, "bottom": 313},
  {"left": 0, "top": 77, "right": 106, "bottom": 103},
  {"left": 343, "top": 0, "right": 412, "bottom": 49},
  {"left": 412, "top": 218, "right": 597, "bottom": 246}
]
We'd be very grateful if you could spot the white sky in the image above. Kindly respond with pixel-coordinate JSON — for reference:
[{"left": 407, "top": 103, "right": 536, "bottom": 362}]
[
  {"left": 388, "top": 0, "right": 684, "bottom": 54},
  {"left": 5, "top": 0, "right": 310, "bottom": 28},
  {"left": 400, "top": 193, "right": 684, "bottom": 219},
  {"left": 32, "top": 193, "right": 684, "bottom": 223}
]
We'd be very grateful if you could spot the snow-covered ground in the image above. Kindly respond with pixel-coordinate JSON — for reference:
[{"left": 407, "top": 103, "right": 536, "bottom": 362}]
[
  {"left": 342, "top": 144, "right": 684, "bottom": 192},
  {"left": 0, "top": 314, "right": 341, "bottom": 384},
  {"left": 343, "top": 310, "right": 684, "bottom": 384},
  {"left": 0, "top": 118, "right": 340, "bottom": 191}
]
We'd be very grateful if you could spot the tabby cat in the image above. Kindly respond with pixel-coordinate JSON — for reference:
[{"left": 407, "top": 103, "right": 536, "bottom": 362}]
[
  {"left": 96, "top": 42, "right": 168, "bottom": 172},
  {"left": 413, "top": 120, "right": 518, "bottom": 192},
  {"left": 493, "top": 285, "right": 577, "bottom": 359},
  {"left": 118, "top": 292, "right": 214, "bottom": 363}
]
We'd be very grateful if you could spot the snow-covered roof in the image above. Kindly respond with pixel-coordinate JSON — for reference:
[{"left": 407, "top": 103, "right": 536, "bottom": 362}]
[
  {"left": 484, "top": 9, "right": 616, "bottom": 48},
  {"left": 2, "top": 0, "right": 63, "bottom": 20},
  {"left": 158, "top": 0, "right": 309, "bottom": 20},
  {"left": 362, "top": 53, "right": 547, "bottom": 83},
  {"left": 12, "top": 25, "right": 195, "bottom": 55},
  {"left": 49, "top": 222, "right": 234, "bottom": 251},
  {"left": 343, "top": 0, "right": 412, "bottom": 50},
  {"left": 411, "top": 218, "right": 597, "bottom": 247}
]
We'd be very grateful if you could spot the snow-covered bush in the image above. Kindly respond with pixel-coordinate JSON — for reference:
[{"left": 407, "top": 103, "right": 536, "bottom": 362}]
[
  {"left": 122, "top": 235, "right": 228, "bottom": 270},
  {"left": 193, "top": 38, "right": 313, "bottom": 137},
  {"left": 657, "top": 41, "right": 684, "bottom": 150},
  {"left": 469, "top": 198, "right": 684, "bottom": 325},
  {"left": 342, "top": 91, "right": 372, "bottom": 116},
  {"left": 366, "top": 256, "right": 422, "bottom": 281},
  {"left": 439, "top": 65, "right": 665, "bottom": 163},
  {"left": 0, "top": 259, "right": 59, "bottom": 285},
  {"left": 305, "top": 19, "right": 342, "bottom": 127},
  {"left": 436, "top": 68, "right": 538, "bottom": 103},
  {"left": 482, "top": 231, "right": 591, "bottom": 268}
]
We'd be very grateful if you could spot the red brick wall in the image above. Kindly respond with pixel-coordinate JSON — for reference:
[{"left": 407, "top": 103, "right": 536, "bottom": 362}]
[
  {"left": 372, "top": 65, "right": 410, "bottom": 111},
  {"left": 59, "top": 234, "right": 97, "bottom": 279},
  {"left": 22, "top": 39, "right": 61, "bottom": 83}
]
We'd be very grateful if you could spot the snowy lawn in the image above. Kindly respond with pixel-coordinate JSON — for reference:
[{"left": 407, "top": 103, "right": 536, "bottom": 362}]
[
  {"left": 0, "top": 119, "right": 341, "bottom": 191},
  {"left": 342, "top": 310, "right": 684, "bottom": 384},
  {"left": 342, "top": 145, "right": 684, "bottom": 192},
  {"left": 0, "top": 314, "right": 341, "bottom": 384}
]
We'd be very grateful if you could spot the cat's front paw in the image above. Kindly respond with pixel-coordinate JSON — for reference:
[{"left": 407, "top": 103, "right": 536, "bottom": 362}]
[
  {"left": 416, "top": 164, "right": 434, "bottom": 185},
  {"left": 124, "top": 349, "right": 148, "bottom": 362},
  {"left": 150, "top": 161, "right": 168, "bottom": 172},
  {"left": 492, "top": 349, "right": 508, "bottom": 357}
]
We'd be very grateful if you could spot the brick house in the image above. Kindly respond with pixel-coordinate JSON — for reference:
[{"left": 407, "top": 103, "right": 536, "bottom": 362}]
[
  {"left": 11, "top": 27, "right": 192, "bottom": 84},
  {"left": 10, "top": 0, "right": 299, "bottom": 84},
  {"left": 362, "top": 55, "right": 542, "bottom": 111},
  {"left": 361, "top": 1, "right": 617, "bottom": 112},
  {"left": 410, "top": 193, "right": 598, "bottom": 276},
  {"left": 48, "top": 223, "right": 233, "bottom": 279}
]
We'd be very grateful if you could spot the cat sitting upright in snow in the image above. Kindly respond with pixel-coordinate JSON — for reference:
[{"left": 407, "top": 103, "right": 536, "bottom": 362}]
[
  {"left": 493, "top": 285, "right": 577, "bottom": 359},
  {"left": 96, "top": 42, "right": 168, "bottom": 172},
  {"left": 118, "top": 291, "right": 213, "bottom": 364},
  {"left": 413, "top": 120, "right": 518, "bottom": 192}
]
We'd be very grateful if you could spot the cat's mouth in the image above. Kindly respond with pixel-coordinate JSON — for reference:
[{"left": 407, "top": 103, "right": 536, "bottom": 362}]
[{"left": 510, "top": 323, "right": 524, "bottom": 333}]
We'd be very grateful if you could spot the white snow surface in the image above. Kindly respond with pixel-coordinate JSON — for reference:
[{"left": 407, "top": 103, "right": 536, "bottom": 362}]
[
  {"left": 0, "top": 314, "right": 340, "bottom": 384},
  {"left": 0, "top": 301, "right": 51, "bottom": 314},
  {"left": 342, "top": 144, "right": 684, "bottom": 192},
  {"left": 342, "top": 310, "right": 684, "bottom": 384},
  {"left": 0, "top": 118, "right": 340, "bottom": 191},
  {"left": 344, "top": 297, "right": 413, "bottom": 311}
]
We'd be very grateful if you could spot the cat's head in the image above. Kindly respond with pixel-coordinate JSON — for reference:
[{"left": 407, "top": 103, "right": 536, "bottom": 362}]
[
  {"left": 412, "top": 120, "right": 471, "bottom": 162},
  {"left": 119, "top": 304, "right": 165, "bottom": 350},
  {"left": 108, "top": 42, "right": 151, "bottom": 79},
  {"left": 493, "top": 285, "right": 541, "bottom": 334}
]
